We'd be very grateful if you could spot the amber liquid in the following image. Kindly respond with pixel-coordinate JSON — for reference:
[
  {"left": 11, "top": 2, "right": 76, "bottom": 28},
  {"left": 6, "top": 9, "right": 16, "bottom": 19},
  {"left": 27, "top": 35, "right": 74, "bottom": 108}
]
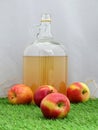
[{"left": 23, "top": 56, "right": 68, "bottom": 95}]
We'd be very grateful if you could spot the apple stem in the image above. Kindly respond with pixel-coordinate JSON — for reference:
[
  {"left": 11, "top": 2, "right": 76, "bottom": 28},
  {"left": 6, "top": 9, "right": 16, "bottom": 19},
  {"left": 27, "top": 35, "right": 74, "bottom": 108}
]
[
  {"left": 82, "top": 89, "right": 87, "bottom": 94},
  {"left": 48, "top": 90, "right": 53, "bottom": 94},
  {"left": 57, "top": 102, "right": 64, "bottom": 107}
]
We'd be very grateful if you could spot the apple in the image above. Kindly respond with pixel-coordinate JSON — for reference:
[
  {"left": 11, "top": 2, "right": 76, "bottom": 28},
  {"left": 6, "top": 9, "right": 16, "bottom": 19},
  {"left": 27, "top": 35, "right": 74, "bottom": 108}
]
[
  {"left": 67, "top": 82, "right": 90, "bottom": 103},
  {"left": 34, "top": 85, "right": 57, "bottom": 107},
  {"left": 40, "top": 93, "right": 70, "bottom": 119},
  {"left": 8, "top": 84, "right": 33, "bottom": 104}
]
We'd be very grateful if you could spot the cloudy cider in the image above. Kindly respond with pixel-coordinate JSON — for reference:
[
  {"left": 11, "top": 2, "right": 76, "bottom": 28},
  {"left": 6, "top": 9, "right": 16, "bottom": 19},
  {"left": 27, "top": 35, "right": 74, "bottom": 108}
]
[{"left": 23, "top": 14, "right": 68, "bottom": 95}]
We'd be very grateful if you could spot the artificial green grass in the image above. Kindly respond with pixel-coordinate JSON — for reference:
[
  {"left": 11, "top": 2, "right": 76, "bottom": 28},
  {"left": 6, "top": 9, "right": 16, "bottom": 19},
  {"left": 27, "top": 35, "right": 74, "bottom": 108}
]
[{"left": 0, "top": 98, "right": 98, "bottom": 130}]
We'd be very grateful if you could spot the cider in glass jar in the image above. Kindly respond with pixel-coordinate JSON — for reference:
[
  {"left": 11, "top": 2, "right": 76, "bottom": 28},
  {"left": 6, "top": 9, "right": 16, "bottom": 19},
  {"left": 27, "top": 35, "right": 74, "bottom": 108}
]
[{"left": 23, "top": 14, "right": 68, "bottom": 95}]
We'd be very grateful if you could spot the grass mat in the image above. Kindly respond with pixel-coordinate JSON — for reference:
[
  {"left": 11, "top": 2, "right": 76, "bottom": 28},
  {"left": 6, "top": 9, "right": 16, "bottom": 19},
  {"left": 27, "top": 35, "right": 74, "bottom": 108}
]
[{"left": 0, "top": 98, "right": 98, "bottom": 130}]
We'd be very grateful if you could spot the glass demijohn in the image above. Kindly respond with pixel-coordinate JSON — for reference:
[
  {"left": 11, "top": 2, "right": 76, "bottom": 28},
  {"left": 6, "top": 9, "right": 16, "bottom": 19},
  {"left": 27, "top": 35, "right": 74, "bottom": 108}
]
[{"left": 23, "top": 14, "right": 68, "bottom": 95}]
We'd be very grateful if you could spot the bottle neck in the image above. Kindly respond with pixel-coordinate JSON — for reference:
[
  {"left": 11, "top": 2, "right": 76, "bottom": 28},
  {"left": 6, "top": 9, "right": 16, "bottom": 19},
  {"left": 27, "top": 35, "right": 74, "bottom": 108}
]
[{"left": 37, "top": 21, "right": 53, "bottom": 39}]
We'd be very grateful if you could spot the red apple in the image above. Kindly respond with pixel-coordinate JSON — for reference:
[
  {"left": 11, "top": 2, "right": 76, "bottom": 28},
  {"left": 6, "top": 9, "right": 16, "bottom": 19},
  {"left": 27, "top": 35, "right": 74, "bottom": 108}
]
[
  {"left": 67, "top": 82, "right": 90, "bottom": 103},
  {"left": 34, "top": 85, "right": 57, "bottom": 107},
  {"left": 8, "top": 84, "right": 33, "bottom": 104},
  {"left": 40, "top": 93, "right": 70, "bottom": 119}
]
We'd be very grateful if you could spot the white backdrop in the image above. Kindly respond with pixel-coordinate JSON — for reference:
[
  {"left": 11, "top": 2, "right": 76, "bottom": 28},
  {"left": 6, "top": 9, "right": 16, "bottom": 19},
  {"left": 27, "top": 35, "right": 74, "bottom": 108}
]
[{"left": 0, "top": 0, "right": 98, "bottom": 97}]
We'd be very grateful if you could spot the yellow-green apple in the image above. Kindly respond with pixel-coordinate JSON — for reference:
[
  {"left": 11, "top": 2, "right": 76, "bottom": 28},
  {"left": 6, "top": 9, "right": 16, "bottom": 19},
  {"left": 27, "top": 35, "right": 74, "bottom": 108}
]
[
  {"left": 40, "top": 93, "right": 70, "bottom": 119},
  {"left": 67, "top": 82, "right": 90, "bottom": 103},
  {"left": 8, "top": 84, "right": 33, "bottom": 104},
  {"left": 34, "top": 85, "right": 57, "bottom": 107}
]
